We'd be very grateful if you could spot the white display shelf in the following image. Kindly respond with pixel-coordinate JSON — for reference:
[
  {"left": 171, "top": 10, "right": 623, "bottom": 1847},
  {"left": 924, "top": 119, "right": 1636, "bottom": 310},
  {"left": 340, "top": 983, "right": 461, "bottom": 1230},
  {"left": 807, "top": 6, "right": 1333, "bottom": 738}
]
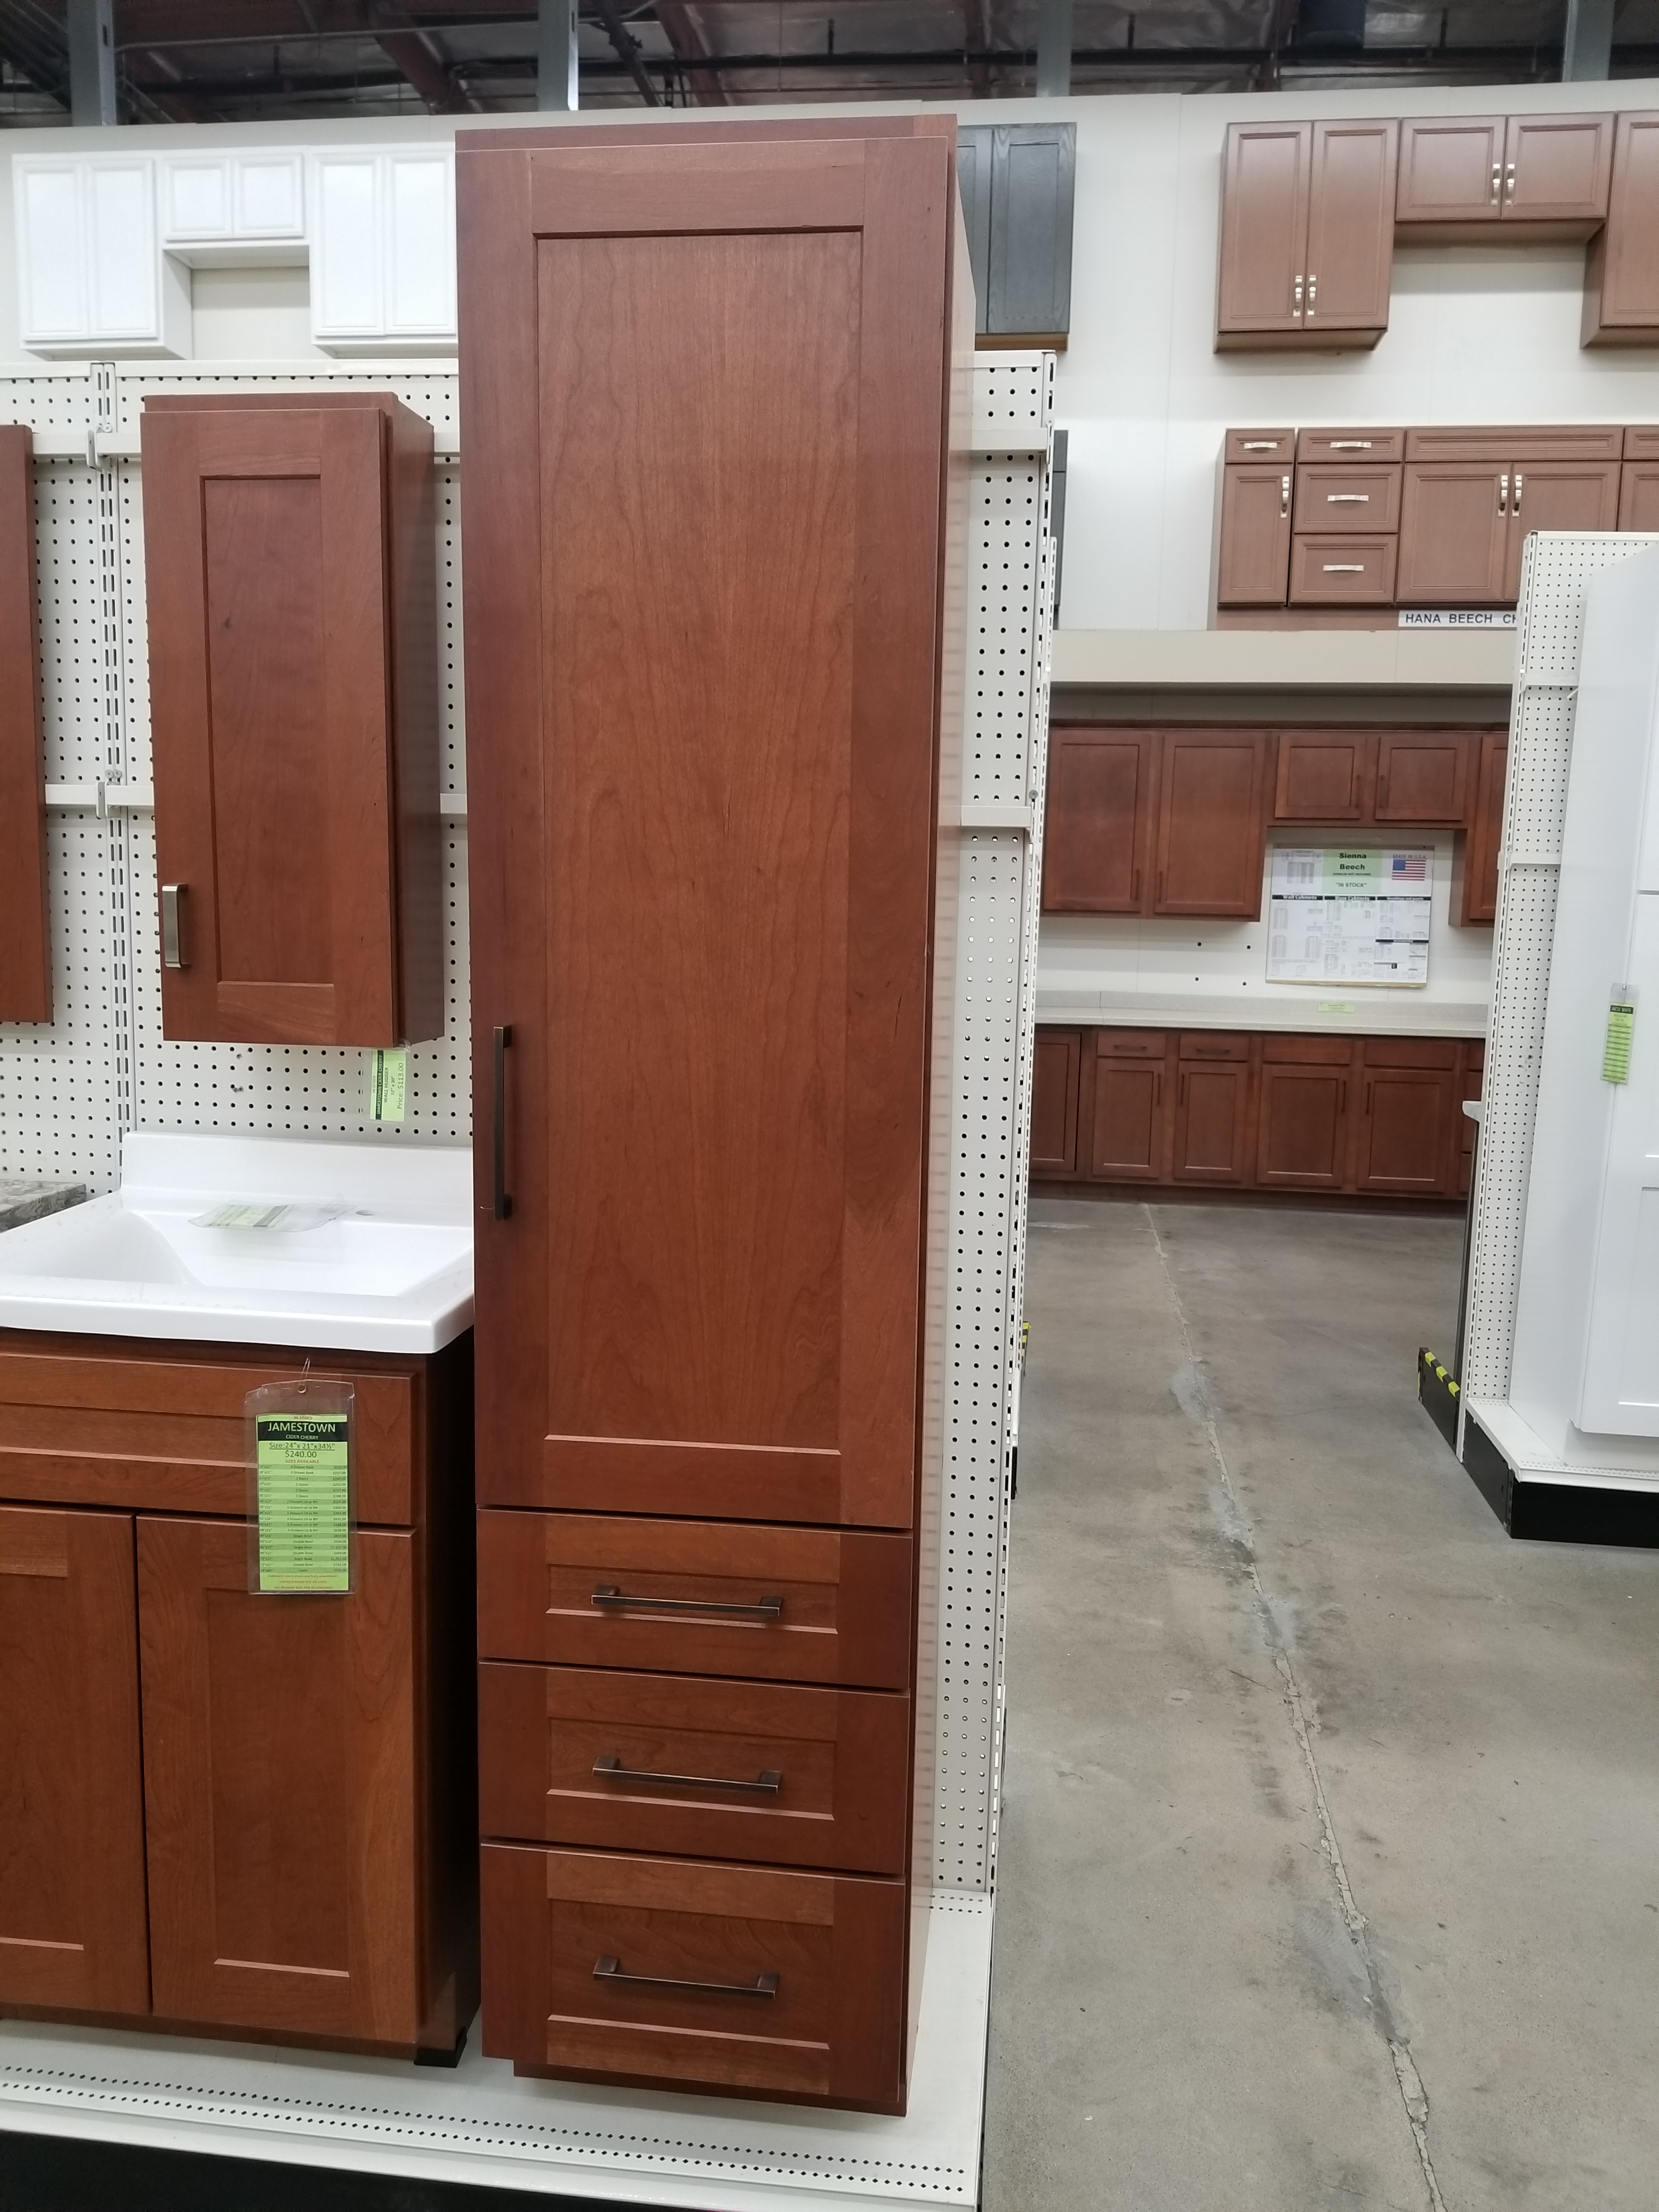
[{"left": 1051, "top": 626, "right": 1519, "bottom": 692}]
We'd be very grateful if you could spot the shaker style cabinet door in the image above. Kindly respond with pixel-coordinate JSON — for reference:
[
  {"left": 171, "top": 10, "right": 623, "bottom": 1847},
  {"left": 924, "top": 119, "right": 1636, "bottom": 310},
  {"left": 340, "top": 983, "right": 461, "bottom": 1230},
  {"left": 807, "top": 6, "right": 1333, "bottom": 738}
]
[
  {"left": 1216, "top": 121, "right": 1309, "bottom": 341},
  {"left": 1256, "top": 1042, "right": 1355, "bottom": 1190},
  {"left": 137, "top": 1515, "right": 423, "bottom": 2047},
  {"left": 1301, "top": 119, "right": 1396, "bottom": 338},
  {"left": 1584, "top": 112, "right": 1659, "bottom": 346},
  {"left": 1501, "top": 113, "right": 1612, "bottom": 228},
  {"left": 142, "top": 395, "right": 441, "bottom": 1047},
  {"left": 1353, "top": 1046, "right": 1458, "bottom": 1195},
  {"left": 1087, "top": 1034, "right": 1171, "bottom": 1182},
  {"left": 1501, "top": 461, "right": 1622, "bottom": 599},
  {"left": 0, "top": 1505, "right": 149, "bottom": 2015},
  {"left": 1374, "top": 732, "right": 1470, "bottom": 825},
  {"left": 1152, "top": 733, "right": 1269, "bottom": 916},
  {"left": 1397, "top": 463, "right": 1510, "bottom": 605},
  {"left": 461, "top": 133, "right": 958, "bottom": 1531},
  {"left": 1457, "top": 732, "right": 1508, "bottom": 927},
  {"left": 0, "top": 426, "right": 49, "bottom": 1023},
  {"left": 1395, "top": 117, "right": 1505, "bottom": 227},
  {"left": 1042, "top": 727, "right": 1156, "bottom": 911},
  {"left": 1216, "top": 464, "right": 1293, "bottom": 606},
  {"left": 1274, "top": 730, "right": 1376, "bottom": 821},
  {"left": 1030, "top": 1028, "right": 1082, "bottom": 1177}
]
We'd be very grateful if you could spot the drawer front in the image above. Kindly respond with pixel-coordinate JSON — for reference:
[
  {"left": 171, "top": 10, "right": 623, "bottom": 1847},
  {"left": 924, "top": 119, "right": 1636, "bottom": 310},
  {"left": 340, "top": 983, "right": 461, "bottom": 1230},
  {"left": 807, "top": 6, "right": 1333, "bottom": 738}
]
[
  {"left": 1293, "top": 465, "right": 1402, "bottom": 535},
  {"left": 1262, "top": 1034, "right": 1356, "bottom": 1066},
  {"left": 1177, "top": 1031, "right": 1250, "bottom": 1062},
  {"left": 1289, "top": 534, "right": 1398, "bottom": 605},
  {"left": 1361, "top": 1038, "right": 1458, "bottom": 1069},
  {"left": 481, "top": 1843, "right": 906, "bottom": 2109},
  {"left": 1403, "top": 425, "right": 1624, "bottom": 464},
  {"left": 1626, "top": 427, "right": 1659, "bottom": 461},
  {"left": 477, "top": 1512, "right": 913, "bottom": 1690},
  {"left": 1297, "top": 428, "right": 1404, "bottom": 464},
  {"left": 0, "top": 1340, "right": 416, "bottom": 1523},
  {"left": 1224, "top": 428, "right": 1295, "bottom": 464},
  {"left": 479, "top": 1664, "right": 910, "bottom": 1874},
  {"left": 1093, "top": 1028, "right": 1167, "bottom": 1060}
]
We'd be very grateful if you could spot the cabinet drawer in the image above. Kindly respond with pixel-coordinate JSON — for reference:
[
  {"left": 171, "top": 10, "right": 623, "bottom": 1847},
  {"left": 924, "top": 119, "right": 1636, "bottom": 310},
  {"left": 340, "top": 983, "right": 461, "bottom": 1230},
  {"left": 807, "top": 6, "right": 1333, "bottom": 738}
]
[
  {"left": 0, "top": 1339, "right": 417, "bottom": 1523},
  {"left": 1224, "top": 428, "right": 1295, "bottom": 464},
  {"left": 1296, "top": 428, "right": 1404, "bottom": 464},
  {"left": 481, "top": 1843, "right": 905, "bottom": 2109},
  {"left": 1293, "top": 465, "right": 1402, "bottom": 534},
  {"left": 1289, "top": 534, "right": 1398, "bottom": 604},
  {"left": 1403, "top": 425, "right": 1624, "bottom": 464},
  {"left": 1361, "top": 1038, "right": 1457, "bottom": 1069},
  {"left": 479, "top": 1664, "right": 909, "bottom": 1875},
  {"left": 1177, "top": 1032, "right": 1250, "bottom": 1062},
  {"left": 1093, "top": 1028, "right": 1167, "bottom": 1059},
  {"left": 1262, "top": 1034, "right": 1355, "bottom": 1065},
  {"left": 1626, "top": 427, "right": 1659, "bottom": 460},
  {"left": 477, "top": 1512, "right": 912, "bottom": 1690}
]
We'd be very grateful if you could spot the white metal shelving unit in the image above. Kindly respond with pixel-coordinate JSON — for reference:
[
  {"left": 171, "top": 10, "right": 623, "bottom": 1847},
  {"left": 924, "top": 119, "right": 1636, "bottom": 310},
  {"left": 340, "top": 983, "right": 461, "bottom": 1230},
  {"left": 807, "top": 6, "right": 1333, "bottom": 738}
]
[{"left": 0, "top": 349, "right": 1054, "bottom": 2206}]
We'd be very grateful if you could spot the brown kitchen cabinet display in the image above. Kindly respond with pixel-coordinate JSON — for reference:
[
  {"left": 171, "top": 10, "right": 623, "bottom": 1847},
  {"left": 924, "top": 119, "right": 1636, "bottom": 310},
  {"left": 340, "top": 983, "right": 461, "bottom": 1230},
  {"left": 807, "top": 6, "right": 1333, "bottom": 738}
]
[
  {"left": 142, "top": 393, "right": 441, "bottom": 1048},
  {"left": 1216, "top": 119, "right": 1397, "bottom": 349},
  {"left": 0, "top": 425, "right": 49, "bottom": 1024},
  {"left": 1396, "top": 114, "right": 1612, "bottom": 236},
  {"left": 459, "top": 117, "right": 969, "bottom": 2112},
  {"left": 0, "top": 1332, "right": 477, "bottom": 2058}
]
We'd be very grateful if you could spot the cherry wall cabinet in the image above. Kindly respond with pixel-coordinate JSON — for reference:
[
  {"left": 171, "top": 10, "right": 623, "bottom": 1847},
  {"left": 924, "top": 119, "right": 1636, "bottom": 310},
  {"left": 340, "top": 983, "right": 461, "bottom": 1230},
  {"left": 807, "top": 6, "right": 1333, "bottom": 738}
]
[
  {"left": 1045, "top": 723, "right": 1506, "bottom": 927},
  {"left": 0, "top": 1331, "right": 477, "bottom": 2058},
  {"left": 459, "top": 118, "right": 968, "bottom": 2113},
  {"left": 142, "top": 393, "right": 442, "bottom": 1048},
  {"left": 1035, "top": 1029, "right": 1483, "bottom": 1203},
  {"left": 0, "top": 426, "right": 49, "bottom": 1024}
]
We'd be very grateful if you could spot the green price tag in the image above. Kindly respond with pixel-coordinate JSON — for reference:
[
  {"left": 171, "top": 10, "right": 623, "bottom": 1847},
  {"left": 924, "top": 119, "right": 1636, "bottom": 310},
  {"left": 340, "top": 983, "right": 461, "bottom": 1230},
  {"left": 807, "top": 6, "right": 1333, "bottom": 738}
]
[
  {"left": 256, "top": 1413, "right": 351, "bottom": 1593},
  {"left": 1603, "top": 997, "right": 1636, "bottom": 1085},
  {"left": 369, "top": 1047, "right": 408, "bottom": 1124}
]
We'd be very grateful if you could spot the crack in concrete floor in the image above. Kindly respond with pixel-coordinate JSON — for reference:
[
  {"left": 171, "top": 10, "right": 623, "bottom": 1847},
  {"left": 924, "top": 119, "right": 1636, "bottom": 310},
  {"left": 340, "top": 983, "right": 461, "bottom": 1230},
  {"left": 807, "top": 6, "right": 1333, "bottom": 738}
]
[{"left": 1144, "top": 1206, "right": 1449, "bottom": 2212}]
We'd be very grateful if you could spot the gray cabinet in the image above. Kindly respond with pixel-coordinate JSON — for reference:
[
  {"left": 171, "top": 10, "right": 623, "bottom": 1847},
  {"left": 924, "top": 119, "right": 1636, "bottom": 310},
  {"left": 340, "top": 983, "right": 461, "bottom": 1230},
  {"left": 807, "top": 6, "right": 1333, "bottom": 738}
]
[{"left": 960, "top": 123, "right": 1074, "bottom": 341}]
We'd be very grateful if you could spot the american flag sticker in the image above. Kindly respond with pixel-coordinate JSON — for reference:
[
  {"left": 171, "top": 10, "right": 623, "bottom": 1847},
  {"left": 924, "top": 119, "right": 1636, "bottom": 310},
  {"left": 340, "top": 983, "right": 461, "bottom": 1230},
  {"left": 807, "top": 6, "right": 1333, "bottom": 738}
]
[{"left": 1390, "top": 853, "right": 1427, "bottom": 881}]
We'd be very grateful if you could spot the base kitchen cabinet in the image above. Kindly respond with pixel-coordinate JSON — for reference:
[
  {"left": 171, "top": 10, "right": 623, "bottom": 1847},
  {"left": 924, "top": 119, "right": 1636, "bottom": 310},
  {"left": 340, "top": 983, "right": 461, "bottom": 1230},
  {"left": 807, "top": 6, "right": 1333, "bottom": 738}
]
[
  {"left": 1172, "top": 1035, "right": 1254, "bottom": 1185},
  {"left": 1354, "top": 1041, "right": 1460, "bottom": 1194},
  {"left": 1256, "top": 1038, "right": 1354, "bottom": 1190},
  {"left": 1031, "top": 1026, "right": 1082, "bottom": 1175},
  {"left": 1086, "top": 1029, "right": 1172, "bottom": 1181}
]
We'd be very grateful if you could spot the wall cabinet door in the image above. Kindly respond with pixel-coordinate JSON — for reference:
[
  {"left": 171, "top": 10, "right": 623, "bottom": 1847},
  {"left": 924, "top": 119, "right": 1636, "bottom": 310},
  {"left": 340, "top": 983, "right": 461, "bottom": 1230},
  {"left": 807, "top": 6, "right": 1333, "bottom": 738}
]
[
  {"left": 1503, "top": 461, "right": 1622, "bottom": 599},
  {"left": 1395, "top": 117, "right": 1505, "bottom": 227},
  {"left": 1216, "top": 121, "right": 1391, "bottom": 347},
  {"left": 0, "top": 1505, "right": 149, "bottom": 2016},
  {"left": 1397, "top": 464, "right": 1509, "bottom": 605},
  {"left": 1375, "top": 732, "right": 1470, "bottom": 825},
  {"left": 1301, "top": 119, "right": 1397, "bottom": 339},
  {"left": 143, "top": 395, "right": 441, "bottom": 1047},
  {"left": 985, "top": 123, "right": 1075, "bottom": 340},
  {"left": 137, "top": 1515, "right": 421, "bottom": 2046},
  {"left": 1619, "top": 460, "right": 1659, "bottom": 529},
  {"left": 1354, "top": 1047, "right": 1458, "bottom": 1195},
  {"left": 1030, "top": 1028, "right": 1081, "bottom": 1177},
  {"left": 462, "top": 132, "right": 960, "bottom": 1531},
  {"left": 311, "top": 150, "right": 458, "bottom": 352},
  {"left": 1216, "top": 122, "right": 1309, "bottom": 340},
  {"left": 1274, "top": 730, "right": 1375, "bottom": 822},
  {"left": 1503, "top": 113, "right": 1612, "bottom": 227},
  {"left": 1256, "top": 1045, "right": 1354, "bottom": 1190},
  {"left": 1087, "top": 1036, "right": 1171, "bottom": 1181},
  {"left": 0, "top": 426, "right": 49, "bottom": 1024},
  {"left": 1584, "top": 112, "right": 1659, "bottom": 346},
  {"left": 1153, "top": 733, "right": 1269, "bottom": 917},
  {"left": 1173, "top": 1059, "right": 1252, "bottom": 1185},
  {"left": 1217, "top": 465, "right": 1292, "bottom": 606},
  {"left": 1042, "top": 728, "right": 1156, "bottom": 912},
  {"left": 1457, "top": 732, "right": 1508, "bottom": 927}
]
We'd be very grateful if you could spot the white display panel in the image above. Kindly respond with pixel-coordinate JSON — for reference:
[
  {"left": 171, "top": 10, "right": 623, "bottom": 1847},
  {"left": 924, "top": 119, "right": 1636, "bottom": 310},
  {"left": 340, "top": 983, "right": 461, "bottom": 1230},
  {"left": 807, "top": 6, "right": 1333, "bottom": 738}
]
[{"left": 1266, "top": 848, "right": 1432, "bottom": 987}]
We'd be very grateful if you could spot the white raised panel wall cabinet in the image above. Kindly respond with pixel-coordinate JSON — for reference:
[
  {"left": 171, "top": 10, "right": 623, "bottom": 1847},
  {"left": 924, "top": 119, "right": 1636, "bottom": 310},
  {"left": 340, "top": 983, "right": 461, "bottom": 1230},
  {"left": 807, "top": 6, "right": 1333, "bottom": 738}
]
[
  {"left": 310, "top": 151, "right": 456, "bottom": 354},
  {"left": 15, "top": 156, "right": 189, "bottom": 358},
  {"left": 160, "top": 154, "right": 306, "bottom": 266}
]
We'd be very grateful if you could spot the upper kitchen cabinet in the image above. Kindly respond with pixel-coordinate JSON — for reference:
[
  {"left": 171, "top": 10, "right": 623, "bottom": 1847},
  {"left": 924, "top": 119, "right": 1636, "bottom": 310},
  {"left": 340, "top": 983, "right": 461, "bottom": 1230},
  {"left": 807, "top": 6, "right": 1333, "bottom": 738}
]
[
  {"left": 1043, "top": 727, "right": 1157, "bottom": 912},
  {"left": 1216, "top": 119, "right": 1397, "bottom": 351},
  {"left": 0, "top": 427, "right": 49, "bottom": 1026},
  {"left": 1152, "top": 732, "right": 1270, "bottom": 918},
  {"left": 311, "top": 151, "right": 458, "bottom": 354},
  {"left": 959, "top": 123, "right": 1075, "bottom": 342},
  {"left": 14, "top": 156, "right": 189, "bottom": 357},
  {"left": 1397, "top": 114, "right": 1611, "bottom": 236},
  {"left": 1584, "top": 113, "right": 1659, "bottom": 346},
  {"left": 142, "top": 393, "right": 441, "bottom": 1048},
  {"left": 159, "top": 153, "right": 306, "bottom": 265}
]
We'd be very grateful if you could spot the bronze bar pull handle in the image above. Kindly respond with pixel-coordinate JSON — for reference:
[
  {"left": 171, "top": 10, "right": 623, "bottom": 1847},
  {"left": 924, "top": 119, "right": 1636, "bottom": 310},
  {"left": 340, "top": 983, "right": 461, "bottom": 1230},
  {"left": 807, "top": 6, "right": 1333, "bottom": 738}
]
[
  {"left": 593, "top": 1756, "right": 783, "bottom": 1795},
  {"left": 492, "top": 1024, "right": 512, "bottom": 1221},
  {"left": 594, "top": 1956, "right": 778, "bottom": 2000},
  {"left": 590, "top": 1584, "right": 784, "bottom": 1620},
  {"left": 160, "top": 883, "right": 187, "bottom": 970}
]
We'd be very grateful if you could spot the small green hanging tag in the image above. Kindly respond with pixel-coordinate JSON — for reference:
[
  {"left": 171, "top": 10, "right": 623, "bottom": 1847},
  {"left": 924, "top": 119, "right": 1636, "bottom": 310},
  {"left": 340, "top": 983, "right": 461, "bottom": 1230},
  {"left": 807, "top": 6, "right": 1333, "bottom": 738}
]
[
  {"left": 1602, "top": 989, "right": 1637, "bottom": 1085},
  {"left": 369, "top": 1047, "right": 409, "bottom": 1124},
  {"left": 247, "top": 1380, "right": 355, "bottom": 1596}
]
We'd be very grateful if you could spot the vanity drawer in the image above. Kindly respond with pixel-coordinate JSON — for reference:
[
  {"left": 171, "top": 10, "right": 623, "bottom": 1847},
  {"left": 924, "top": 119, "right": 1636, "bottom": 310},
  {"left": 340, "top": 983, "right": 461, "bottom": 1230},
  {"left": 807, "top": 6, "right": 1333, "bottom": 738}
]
[
  {"left": 477, "top": 1512, "right": 913, "bottom": 1690},
  {"left": 478, "top": 1663, "right": 910, "bottom": 1874},
  {"left": 481, "top": 1843, "right": 906, "bottom": 2109}
]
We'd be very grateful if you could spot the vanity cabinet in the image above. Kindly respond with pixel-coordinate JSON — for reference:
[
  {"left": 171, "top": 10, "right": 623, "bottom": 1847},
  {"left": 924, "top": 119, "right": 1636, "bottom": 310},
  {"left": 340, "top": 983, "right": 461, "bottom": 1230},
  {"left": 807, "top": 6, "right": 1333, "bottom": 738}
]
[
  {"left": 0, "top": 426, "right": 49, "bottom": 1024},
  {"left": 1216, "top": 119, "right": 1397, "bottom": 349},
  {"left": 142, "top": 392, "right": 441, "bottom": 1048},
  {"left": 0, "top": 1331, "right": 477, "bottom": 2058}
]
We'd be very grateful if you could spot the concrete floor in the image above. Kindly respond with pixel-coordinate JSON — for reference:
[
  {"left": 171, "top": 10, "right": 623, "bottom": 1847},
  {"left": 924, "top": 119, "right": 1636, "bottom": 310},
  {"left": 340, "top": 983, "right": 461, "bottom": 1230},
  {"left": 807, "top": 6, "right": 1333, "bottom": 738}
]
[{"left": 983, "top": 1199, "right": 1659, "bottom": 2212}]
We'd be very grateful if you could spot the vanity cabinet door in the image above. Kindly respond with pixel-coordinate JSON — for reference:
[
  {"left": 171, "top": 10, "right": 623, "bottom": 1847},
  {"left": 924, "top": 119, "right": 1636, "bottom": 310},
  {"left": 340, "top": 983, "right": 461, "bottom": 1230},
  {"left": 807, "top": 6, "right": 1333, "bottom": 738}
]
[
  {"left": 0, "top": 1504, "right": 149, "bottom": 2016},
  {"left": 0, "top": 426, "right": 49, "bottom": 1024}
]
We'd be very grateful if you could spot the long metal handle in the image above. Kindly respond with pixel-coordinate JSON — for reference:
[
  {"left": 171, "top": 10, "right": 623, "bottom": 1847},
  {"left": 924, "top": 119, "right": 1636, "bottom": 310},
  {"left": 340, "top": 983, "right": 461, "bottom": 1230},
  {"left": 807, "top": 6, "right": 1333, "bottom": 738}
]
[
  {"left": 1241, "top": 439, "right": 1280, "bottom": 452},
  {"left": 160, "top": 883, "right": 187, "bottom": 970},
  {"left": 590, "top": 1584, "right": 784, "bottom": 1620},
  {"left": 1498, "top": 474, "right": 1509, "bottom": 515},
  {"left": 1280, "top": 473, "right": 1290, "bottom": 517},
  {"left": 1505, "top": 161, "right": 1515, "bottom": 201},
  {"left": 1329, "top": 439, "right": 1372, "bottom": 451},
  {"left": 1513, "top": 472, "right": 1523, "bottom": 516},
  {"left": 1306, "top": 272, "right": 1317, "bottom": 313},
  {"left": 594, "top": 1956, "right": 778, "bottom": 2000},
  {"left": 1323, "top": 563, "right": 1365, "bottom": 573},
  {"left": 1293, "top": 273, "right": 1303, "bottom": 314},
  {"left": 1326, "top": 493, "right": 1370, "bottom": 504},
  {"left": 492, "top": 1023, "right": 512, "bottom": 1221},
  {"left": 594, "top": 1755, "right": 782, "bottom": 1795}
]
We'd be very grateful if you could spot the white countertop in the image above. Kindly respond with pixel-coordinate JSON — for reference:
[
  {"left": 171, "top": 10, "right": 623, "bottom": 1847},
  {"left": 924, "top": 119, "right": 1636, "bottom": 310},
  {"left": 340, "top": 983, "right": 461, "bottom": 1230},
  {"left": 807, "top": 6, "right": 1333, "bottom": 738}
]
[{"left": 0, "top": 1131, "right": 473, "bottom": 1355}]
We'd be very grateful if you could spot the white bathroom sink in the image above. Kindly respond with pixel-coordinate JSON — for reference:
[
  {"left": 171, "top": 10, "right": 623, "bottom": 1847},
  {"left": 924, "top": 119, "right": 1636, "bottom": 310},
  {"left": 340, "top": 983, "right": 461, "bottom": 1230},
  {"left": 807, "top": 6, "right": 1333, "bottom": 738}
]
[{"left": 0, "top": 1131, "right": 473, "bottom": 1353}]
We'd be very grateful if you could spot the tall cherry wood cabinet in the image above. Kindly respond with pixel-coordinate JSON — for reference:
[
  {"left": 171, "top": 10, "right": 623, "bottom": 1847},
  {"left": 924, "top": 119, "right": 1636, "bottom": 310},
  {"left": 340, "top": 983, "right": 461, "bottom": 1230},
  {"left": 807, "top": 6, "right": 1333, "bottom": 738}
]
[
  {"left": 0, "top": 425, "right": 49, "bottom": 1024},
  {"left": 459, "top": 120, "right": 968, "bottom": 2113},
  {"left": 142, "top": 394, "right": 442, "bottom": 1047}
]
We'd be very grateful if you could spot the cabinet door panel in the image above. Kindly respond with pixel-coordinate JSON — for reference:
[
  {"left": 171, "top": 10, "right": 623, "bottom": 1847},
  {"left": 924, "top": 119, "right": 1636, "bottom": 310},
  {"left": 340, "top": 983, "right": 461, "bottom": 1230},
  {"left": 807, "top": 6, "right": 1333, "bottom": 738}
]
[
  {"left": 1030, "top": 1028, "right": 1081, "bottom": 1177},
  {"left": 1504, "top": 114, "right": 1611, "bottom": 225},
  {"left": 1375, "top": 734, "right": 1469, "bottom": 825},
  {"left": 1293, "top": 464, "right": 1401, "bottom": 535},
  {"left": 1042, "top": 729, "right": 1155, "bottom": 911},
  {"left": 1274, "top": 731, "right": 1375, "bottom": 822},
  {"left": 1256, "top": 1063, "right": 1351, "bottom": 1189},
  {"left": 1504, "top": 462, "right": 1622, "bottom": 599},
  {"left": 0, "top": 427, "right": 49, "bottom": 1023},
  {"left": 1173, "top": 1063, "right": 1251, "bottom": 1185},
  {"left": 461, "top": 136, "right": 955, "bottom": 1532},
  {"left": 1087, "top": 1052, "right": 1169, "bottom": 1181},
  {"left": 1355, "top": 1069, "right": 1456, "bottom": 1194},
  {"left": 1289, "top": 534, "right": 1398, "bottom": 606},
  {"left": 481, "top": 1843, "right": 906, "bottom": 2110},
  {"left": 1397, "top": 465, "right": 1509, "bottom": 605},
  {"left": 1303, "top": 119, "right": 1396, "bottom": 336},
  {"left": 1217, "top": 466, "right": 1292, "bottom": 606},
  {"left": 1396, "top": 117, "right": 1504, "bottom": 225},
  {"left": 1458, "top": 732, "right": 1507, "bottom": 927},
  {"left": 1153, "top": 734, "right": 1269, "bottom": 917},
  {"left": 1217, "top": 122, "right": 1309, "bottom": 338},
  {"left": 1584, "top": 114, "right": 1659, "bottom": 343},
  {"left": 1619, "top": 462, "right": 1659, "bottom": 531},
  {"left": 0, "top": 1505, "right": 149, "bottom": 2015},
  {"left": 138, "top": 1515, "right": 420, "bottom": 2045}
]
